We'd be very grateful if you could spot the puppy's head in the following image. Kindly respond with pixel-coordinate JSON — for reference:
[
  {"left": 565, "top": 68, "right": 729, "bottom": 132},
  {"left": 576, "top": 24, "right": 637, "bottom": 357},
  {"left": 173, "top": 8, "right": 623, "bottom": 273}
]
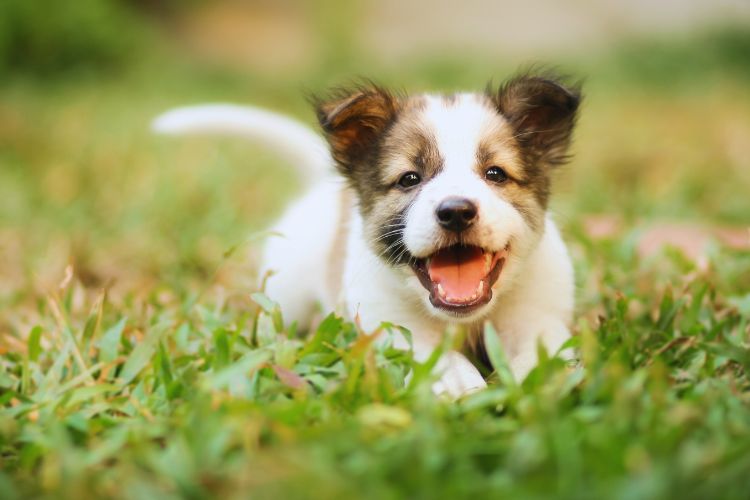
[{"left": 315, "top": 73, "right": 581, "bottom": 321}]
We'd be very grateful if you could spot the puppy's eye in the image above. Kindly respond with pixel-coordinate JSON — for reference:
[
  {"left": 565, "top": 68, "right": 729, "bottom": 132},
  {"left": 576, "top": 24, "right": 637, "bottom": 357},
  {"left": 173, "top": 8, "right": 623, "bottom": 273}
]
[
  {"left": 398, "top": 171, "right": 421, "bottom": 189},
  {"left": 485, "top": 166, "right": 509, "bottom": 184}
]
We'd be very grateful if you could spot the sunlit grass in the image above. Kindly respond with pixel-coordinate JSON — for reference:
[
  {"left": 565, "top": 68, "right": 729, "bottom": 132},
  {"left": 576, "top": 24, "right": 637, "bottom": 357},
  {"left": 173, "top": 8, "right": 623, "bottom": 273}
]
[{"left": 1, "top": 242, "right": 749, "bottom": 498}]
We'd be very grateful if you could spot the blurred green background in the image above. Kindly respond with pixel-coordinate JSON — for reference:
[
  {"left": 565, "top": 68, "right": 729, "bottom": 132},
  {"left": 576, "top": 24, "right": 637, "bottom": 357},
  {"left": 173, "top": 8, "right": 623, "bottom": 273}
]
[{"left": 1, "top": 0, "right": 749, "bottom": 321}]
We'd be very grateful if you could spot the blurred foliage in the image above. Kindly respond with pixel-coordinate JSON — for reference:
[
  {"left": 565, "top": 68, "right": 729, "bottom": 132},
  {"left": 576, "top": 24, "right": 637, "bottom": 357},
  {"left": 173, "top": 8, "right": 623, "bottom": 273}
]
[
  {"left": 0, "top": 244, "right": 749, "bottom": 498},
  {"left": 0, "top": 0, "right": 208, "bottom": 76},
  {"left": 597, "top": 26, "right": 750, "bottom": 88},
  {"left": 0, "top": 0, "right": 146, "bottom": 76}
]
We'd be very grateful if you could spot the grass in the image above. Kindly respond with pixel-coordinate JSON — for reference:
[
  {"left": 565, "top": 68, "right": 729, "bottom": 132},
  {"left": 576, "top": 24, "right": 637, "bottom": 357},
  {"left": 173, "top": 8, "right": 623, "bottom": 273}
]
[
  {"left": 1, "top": 242, "right": 749, "bottom": 499},
  {"left": 1, "top": 20, "right": 749, "bottom": 499}
]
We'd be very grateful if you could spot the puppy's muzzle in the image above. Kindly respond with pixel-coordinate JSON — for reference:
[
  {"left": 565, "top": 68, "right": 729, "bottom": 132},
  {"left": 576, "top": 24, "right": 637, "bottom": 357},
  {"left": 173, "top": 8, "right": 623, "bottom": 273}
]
[{"left": 435, "top": 197, "right": 478, "bottom": 233}]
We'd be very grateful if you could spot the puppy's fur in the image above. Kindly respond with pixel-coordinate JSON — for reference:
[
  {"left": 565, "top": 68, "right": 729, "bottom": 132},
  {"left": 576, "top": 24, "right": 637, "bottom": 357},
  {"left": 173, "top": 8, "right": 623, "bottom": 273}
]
[{"left": 153, "top": 72, "right": 581, "bottom": 397}]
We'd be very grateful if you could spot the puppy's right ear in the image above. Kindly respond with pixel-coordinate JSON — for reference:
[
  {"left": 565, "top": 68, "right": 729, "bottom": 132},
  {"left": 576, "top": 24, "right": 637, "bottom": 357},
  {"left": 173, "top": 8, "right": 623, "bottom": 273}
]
[{"left": 314, "top": 84, "right": 400, "bottom": 171}]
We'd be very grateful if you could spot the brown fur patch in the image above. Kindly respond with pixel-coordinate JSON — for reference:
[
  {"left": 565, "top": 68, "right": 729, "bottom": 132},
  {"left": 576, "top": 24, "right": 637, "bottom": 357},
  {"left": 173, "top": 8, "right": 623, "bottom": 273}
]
[
  {"left": 475, "top": 129, "right": 547, "bottom": 230},
  {"left": 378, "top": 103, "right": 443, "bottom": 189},
  {"left": 315, "top": 84, "right": 402, "bottom": 173},
  {"left": 475, "top": 140, "right": 529, "bottom": 184}
]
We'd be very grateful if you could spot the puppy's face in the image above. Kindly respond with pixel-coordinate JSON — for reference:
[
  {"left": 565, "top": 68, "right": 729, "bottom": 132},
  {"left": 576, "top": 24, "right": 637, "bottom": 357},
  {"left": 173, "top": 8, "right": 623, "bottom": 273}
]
[{"left": 316, "top": 75, "right": 580, "bottom": 321}]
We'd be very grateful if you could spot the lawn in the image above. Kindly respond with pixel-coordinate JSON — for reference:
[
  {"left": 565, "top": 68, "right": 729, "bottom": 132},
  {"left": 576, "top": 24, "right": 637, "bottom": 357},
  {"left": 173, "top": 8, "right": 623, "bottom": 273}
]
[{"left": 1, "top": 11, "right": 749, "bottom": 499}]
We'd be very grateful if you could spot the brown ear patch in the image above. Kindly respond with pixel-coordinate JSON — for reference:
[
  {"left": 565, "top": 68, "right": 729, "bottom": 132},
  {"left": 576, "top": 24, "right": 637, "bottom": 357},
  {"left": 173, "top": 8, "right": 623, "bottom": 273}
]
[
  {"left": 314, "top": 84, "right": 401, "bottom": 172},
  {"left": 489, "top": 73, "right": 581, "bottom": 167}
]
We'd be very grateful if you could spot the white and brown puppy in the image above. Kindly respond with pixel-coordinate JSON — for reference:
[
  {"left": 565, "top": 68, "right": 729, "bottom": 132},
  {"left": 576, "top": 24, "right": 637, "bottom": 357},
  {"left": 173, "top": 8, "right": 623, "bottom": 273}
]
[{"left": 153, "top": 72, "right": 581, "bottom": 397}]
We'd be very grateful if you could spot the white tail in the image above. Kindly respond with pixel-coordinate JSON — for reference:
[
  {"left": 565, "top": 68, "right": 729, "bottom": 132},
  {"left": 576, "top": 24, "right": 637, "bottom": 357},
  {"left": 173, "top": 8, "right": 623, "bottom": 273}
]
[{"left": 152, "top": 104, "right": 332, "bottom": 183}]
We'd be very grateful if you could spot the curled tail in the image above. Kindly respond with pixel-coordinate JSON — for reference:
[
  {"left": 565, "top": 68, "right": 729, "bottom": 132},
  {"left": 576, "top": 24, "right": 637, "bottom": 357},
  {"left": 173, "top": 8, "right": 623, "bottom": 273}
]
[{"left": 152, "top": 104, "right": 332, "bottom": 183}]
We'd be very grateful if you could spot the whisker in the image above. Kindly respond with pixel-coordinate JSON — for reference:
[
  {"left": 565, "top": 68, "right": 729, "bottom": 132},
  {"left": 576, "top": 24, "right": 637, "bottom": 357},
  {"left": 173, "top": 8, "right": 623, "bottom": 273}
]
[{"left": 372, "top": 228, "right": 405, "bottom": 243}]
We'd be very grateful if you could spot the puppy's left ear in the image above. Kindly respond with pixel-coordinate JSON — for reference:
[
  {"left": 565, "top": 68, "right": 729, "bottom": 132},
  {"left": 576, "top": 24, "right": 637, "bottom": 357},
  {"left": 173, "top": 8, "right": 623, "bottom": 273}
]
[
  {"left": 490, "top": 74, "right": 581, "bottom": 167},
  {"left": 314, "top": 84, "right": 400, "bottom": 173}
]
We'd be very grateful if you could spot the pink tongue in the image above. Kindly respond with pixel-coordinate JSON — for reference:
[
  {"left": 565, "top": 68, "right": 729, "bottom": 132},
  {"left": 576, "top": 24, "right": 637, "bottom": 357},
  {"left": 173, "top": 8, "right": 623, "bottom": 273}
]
[{"left": 427, "top": 246, "right": 486, "bottom": 300}]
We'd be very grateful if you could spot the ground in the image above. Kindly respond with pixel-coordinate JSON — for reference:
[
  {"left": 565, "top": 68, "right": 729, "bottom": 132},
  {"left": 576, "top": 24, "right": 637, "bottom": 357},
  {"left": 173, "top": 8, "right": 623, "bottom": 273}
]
[{"left": 0, "top": 10, "right": 749, "bottom": 499}]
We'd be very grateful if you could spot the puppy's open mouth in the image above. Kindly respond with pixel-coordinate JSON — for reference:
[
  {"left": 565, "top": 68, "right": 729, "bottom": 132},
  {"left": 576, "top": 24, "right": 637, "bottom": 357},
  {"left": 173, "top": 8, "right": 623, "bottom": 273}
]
[{"left": 411, "top": 245, "right": 508, "bottom": 314}]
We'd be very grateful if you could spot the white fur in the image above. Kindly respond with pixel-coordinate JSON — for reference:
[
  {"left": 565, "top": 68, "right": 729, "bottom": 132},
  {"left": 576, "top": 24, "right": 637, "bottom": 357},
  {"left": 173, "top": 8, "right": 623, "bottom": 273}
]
[
  {"left": 261, "top": 178, "right": 345, "bottom": 321},
  {"left": 153, "top": 99, "right": 574, "bottom": 398},
  {"left": 152, "top": 104, "right": 331, "bottom": 184}
]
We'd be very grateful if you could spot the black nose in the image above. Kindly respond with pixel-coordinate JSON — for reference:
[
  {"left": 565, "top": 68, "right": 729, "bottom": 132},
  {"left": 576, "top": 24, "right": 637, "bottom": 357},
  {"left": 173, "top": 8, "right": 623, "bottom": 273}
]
[{"left": 435, "top": 197, "right": 478, "bottom": 232}]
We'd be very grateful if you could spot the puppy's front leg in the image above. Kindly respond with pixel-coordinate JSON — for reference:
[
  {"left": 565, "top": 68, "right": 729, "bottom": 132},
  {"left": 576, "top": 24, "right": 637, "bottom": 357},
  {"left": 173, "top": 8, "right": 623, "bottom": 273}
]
[
  {"left": 431, "top": 350, "right": 487, "bottom": 398},
  {"left": 410, "top": 340, "right": 486, "bottom": 398},
  {"left": 502, "top": 317, "right": 572, "bottom": 382}
]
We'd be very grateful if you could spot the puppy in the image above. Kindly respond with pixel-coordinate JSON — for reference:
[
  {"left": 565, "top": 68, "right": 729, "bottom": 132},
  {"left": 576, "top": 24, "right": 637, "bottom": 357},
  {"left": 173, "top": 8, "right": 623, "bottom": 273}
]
[{"left": 153, "top": 72, "right": 581, "bottom": 397}]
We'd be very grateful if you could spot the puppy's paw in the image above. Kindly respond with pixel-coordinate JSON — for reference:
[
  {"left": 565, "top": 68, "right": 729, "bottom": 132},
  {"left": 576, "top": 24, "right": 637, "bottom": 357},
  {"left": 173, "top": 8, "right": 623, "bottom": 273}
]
[
  {"left": 509, "top": 351, "right": 536, "bottom": 382},
  {"left": 508, "top": 321, "right": 572, "bottom": 381},
  {"left": 431, "top": 351, "right": 487, "bottom": 398}
]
